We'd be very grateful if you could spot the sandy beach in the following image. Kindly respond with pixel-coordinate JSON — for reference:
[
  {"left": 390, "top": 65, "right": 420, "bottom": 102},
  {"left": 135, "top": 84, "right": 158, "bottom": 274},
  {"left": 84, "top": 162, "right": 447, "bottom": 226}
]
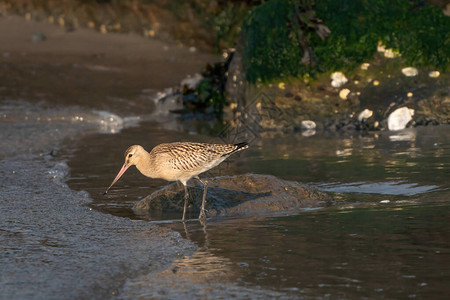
[{"left": 0, "top": 15, "right": 217, "bottom": 112}]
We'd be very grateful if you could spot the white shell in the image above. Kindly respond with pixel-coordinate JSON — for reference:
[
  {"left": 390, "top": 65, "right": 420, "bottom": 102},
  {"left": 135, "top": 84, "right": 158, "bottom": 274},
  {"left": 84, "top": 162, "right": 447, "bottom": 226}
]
[
  {"left": 428, "top": 71, "right": 440, "bottom": 78},
  {"left": 388, "top": 107, "right": 414, "bottom": 131},
  {"left": 361, "top": 63, "right": 370, "bottom": 70},
  {"left": 401, "top": 67, "right": 418, "bottom": 77},
  {"left": 384, "top": 49, "right": 394, "bottom": 58},
  {"left": 301, "top": 120, "right": 317, "bottom": 130},
  {"left": 330, "top": 72, "right": 348, "bottom": 88},
  {"left": 339, "top": 88, "right": 351, "bottom": 100},
  {"left": 358, "top": 109, "right": 373, "bottom": 122}
]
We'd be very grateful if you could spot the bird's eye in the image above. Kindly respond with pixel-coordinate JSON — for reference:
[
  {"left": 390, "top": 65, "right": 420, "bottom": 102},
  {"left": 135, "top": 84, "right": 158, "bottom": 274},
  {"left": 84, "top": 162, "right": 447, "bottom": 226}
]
[{"left": 128, "top": 153, "right": 133, "bottom": 158}]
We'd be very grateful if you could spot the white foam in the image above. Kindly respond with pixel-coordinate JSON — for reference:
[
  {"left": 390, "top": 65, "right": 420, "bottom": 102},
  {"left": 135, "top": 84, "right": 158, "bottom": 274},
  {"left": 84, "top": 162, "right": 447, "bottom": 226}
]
[{"left": 318, "top": 181, "right": 439, "bottom": 196}]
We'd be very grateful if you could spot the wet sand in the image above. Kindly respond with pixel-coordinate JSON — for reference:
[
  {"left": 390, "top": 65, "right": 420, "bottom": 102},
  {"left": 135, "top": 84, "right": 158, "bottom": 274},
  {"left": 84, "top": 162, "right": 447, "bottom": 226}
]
[{"left": 0, "top": 15, "right": 217, "bottom": 113}]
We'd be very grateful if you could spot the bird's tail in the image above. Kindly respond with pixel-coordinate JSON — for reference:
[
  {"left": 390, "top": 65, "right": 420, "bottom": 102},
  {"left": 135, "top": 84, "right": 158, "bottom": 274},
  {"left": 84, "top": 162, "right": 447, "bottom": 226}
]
[{"left": 222, "top": 142, "right": 249, "bottom": 157}]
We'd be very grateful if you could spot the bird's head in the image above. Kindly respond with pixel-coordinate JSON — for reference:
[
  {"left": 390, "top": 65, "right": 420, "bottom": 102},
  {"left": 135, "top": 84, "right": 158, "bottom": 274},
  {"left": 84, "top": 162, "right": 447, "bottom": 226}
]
[
  {"left": 103, "top": 145, "right": 144, "bottom": 195},
  {"left": 124, "top": 145, "right": 145, "bottom": 166}
]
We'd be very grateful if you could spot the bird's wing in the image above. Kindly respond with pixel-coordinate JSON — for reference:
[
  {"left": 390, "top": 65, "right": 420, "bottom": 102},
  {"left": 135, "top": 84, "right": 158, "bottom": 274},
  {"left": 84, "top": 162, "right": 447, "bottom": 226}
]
[{"left": 156, "top": 143, "right": 236, "bottom": 172}]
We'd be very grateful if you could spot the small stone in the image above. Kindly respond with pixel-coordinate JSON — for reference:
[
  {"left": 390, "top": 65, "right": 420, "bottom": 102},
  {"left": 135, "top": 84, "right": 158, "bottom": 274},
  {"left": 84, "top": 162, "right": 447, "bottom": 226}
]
[
  {"left": 402, "top": 67, "right": 418, "bottom": 77},
  {"left": 373, "top": 80, "right": 380, "bottom": 86},
  {"left": 58, "top": 16, "right": 65, "bottom": 27},
  {"left": 358, "top": 109, "right": 373, "bottom": 122},
  {"left": 377, "top": 41, "right": 386, "bottom": 53},
  {"left": 31, "top": 32, "right": 46, "bottom": 43},
  {"left": 384, "top": 49, "right": 394, "bottom": 58},
  {"left": 100, "top": 24, "right": 107, "bottom": 34},
  {"left": 237, "top": 262, "right": 249, "bottom": 267},
  {"left": 25, "top": 12, "right": 31, "bottom": 20},
  {"left": 301, "top": 120, "right": 316, "bottom": 130},
  {"left": 88, "top": 21, "right": 95, "bottom": 28},
  {"left": 330, "top": 72, "right": 348, "bottom": 88},
  {"left": 428, "top": 71, "right": 440, "bottom": 78},
  {"left": 339, "top": 88, "right": 351, "bottom": 100},
  {"left": 388, "top": 107, "right": 414, "bottom": 131},
  {"left": 361, "top": 63, "right": 370, "bottom": 70},
  {"left": 189, "top": 46, "right": 197, "bottom": 53},
  {"left": 407, "top": 92, "right": 413, "bottom": 98}
]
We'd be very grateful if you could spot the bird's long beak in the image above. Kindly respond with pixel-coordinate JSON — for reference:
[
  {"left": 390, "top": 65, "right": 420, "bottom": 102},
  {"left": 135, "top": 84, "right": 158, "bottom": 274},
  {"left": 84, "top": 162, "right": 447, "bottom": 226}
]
[{"left": 104, "top": 163, "right": 130, "bottom": 195}]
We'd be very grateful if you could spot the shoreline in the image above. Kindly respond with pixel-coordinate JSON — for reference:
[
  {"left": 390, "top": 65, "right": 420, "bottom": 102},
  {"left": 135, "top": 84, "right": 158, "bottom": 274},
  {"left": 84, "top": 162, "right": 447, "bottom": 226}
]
[{"left": 0, "top": 100, "right": 198, "bottom": 298}]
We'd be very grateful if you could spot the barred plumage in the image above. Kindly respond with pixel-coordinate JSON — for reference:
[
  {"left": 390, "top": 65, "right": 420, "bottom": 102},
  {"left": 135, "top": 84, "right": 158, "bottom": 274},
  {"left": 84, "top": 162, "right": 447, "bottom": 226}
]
[{"left": 105, "top": 141, "right": 249, "bottom": 221}]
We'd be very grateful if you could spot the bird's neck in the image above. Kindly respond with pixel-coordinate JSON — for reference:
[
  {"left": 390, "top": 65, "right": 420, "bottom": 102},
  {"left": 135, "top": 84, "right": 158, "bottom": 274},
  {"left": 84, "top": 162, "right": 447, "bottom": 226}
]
[{"left": 136, "top": 151, "right": 157, "bottom": 178}]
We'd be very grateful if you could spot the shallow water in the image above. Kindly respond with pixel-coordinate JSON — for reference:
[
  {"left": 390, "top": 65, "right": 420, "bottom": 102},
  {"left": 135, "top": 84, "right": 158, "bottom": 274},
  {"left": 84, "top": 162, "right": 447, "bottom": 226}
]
[
  {"left": 65, "top": 113, "right": 450, "bottom": 298},
  {"left": 0, "top": 101, "right": 197, "bottom": 299},
  {"left": 168, "top": 203, "right": 449, "bottom": 299}
]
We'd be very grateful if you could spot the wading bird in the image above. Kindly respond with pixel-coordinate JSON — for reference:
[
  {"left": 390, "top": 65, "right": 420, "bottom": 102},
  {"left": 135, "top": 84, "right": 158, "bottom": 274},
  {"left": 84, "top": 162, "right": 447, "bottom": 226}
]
[{"left": 104, "top": 142, "right": 248, "bottom": 221}]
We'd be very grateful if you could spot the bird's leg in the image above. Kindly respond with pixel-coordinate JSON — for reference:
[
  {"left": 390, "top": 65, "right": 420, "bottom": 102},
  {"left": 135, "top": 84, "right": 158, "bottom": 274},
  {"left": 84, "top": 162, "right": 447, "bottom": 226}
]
[
  {"left": 182, "top": 184, "right": 189, "bottom": 222},
  {"left": 196, "top": 176, "right": 208, "bottom": 221}
]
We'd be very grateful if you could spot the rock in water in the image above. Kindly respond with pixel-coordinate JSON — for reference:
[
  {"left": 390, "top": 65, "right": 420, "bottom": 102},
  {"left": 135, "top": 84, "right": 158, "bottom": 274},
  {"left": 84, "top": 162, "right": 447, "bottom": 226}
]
[
  {"left": 387, "top": 107, "right": 414, "bottom": 131},
  {"left": 134, "top": 174, "right": 333, "bottom": 218}
]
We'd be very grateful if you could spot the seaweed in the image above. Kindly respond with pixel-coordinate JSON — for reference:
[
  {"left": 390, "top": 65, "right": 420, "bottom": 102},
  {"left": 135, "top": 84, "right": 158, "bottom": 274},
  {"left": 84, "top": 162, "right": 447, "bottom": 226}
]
[{"left": 242, "top": 0, "right": 450, "bottom": 83}]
